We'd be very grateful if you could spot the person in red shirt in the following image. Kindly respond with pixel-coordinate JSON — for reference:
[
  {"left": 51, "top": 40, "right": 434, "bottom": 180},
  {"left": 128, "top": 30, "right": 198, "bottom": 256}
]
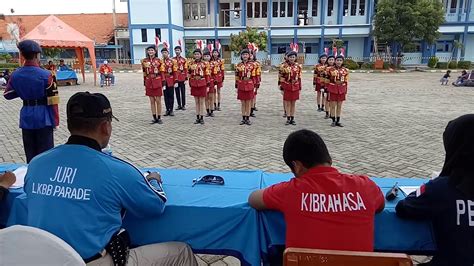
[
  {"left": 249, "top": 129, "right": 384, "bottom": 263},
  {"left": 99, "top": 60, "right": 115, "bottom": 87}
]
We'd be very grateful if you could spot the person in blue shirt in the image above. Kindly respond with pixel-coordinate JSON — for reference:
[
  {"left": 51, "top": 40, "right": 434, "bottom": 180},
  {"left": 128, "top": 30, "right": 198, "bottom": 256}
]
[
  {"left": 24, "top": 92, "right": 197, "bottom": 265},
  {"left": 3, "top": 40, "right": 58, "bottom": 163},
  {"left": 396, "top": 114, "right": 474, "bottom": 266},
  {"left": 58, "top": 59, "right": 72, "bottom": 71}
]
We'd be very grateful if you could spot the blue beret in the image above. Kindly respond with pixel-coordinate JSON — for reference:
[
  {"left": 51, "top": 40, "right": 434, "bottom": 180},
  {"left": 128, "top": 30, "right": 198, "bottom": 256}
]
[{"left": 18, "top": 40, "right": 42, "bottom": 54}]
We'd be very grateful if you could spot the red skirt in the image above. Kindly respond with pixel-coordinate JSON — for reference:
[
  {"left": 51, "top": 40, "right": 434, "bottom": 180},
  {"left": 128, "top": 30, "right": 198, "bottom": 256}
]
[
  {"left": 191, "top": 86, "right": 207, "bottom": 97},
  {"left": 208, "top": 85, "right": 216, "bottom": 94},
  {"left": 315, "top": 82, "right": 324, "bottom": 92},
  {"left": 283, "top": 90, "right": 300, "bottom": 101},
  {"left": 328, "top": 93, "right": 346, "bottom": 102},
  {"left": 238, "top": 90, "right": 255, "bottom": 100},
  {"left": 145, "top": 78, "right": 163, "bottom": 97},
  {"left": 216, "top": 82, "right": 223, "bottom": 89}
]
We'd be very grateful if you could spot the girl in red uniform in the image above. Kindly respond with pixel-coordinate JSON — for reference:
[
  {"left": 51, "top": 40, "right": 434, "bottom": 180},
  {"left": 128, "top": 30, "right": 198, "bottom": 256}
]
[
  {"left": 142, "top": 45, "right": 165, "bottom": 124},
  {"left": 327, "top": 51, "right": 349, "bottom": 127},
  {"left": 235, "top": 49, "right": 257, "bottom": 125},
  {"left": 249, "top": 50, "right": 261, "bottom": 117},
  {"left": 279, "top": 51, "right": 302, "bottom": 125},
  {"left": 324, "top": 53, "right": 336, "bottom": 120},
  {"left": 188, "top": 49, "right": 210, "bottom": 124},
  {"left": 211, "top": 49, "right": 225, "bottom": 111},
  {"left": 314, "top": 51, "right": 328, "bottom": 112},
  {"left": 203, "top": 50, "right": 216, "bottom": 117}
]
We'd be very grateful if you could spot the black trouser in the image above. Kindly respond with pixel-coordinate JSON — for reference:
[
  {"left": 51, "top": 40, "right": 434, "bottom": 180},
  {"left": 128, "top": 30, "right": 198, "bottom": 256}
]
[
  {"left": 175, "top": 81, "right": 186, "bottom": 108},
  {"left": 164, "top": 86, "right": 175, "bottom": 112},
  {"left": 22, "top": 127, "right": 54, "bottom": 163}
]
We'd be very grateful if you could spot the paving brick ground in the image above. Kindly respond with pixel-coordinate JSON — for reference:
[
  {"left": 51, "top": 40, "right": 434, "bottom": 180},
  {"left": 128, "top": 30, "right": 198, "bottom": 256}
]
[{"left": 1, "top": 71, "right": 472, "bottom": 265}]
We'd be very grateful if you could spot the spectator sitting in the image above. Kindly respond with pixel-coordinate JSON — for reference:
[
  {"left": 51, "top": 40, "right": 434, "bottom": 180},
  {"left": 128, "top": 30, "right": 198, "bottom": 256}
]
[
  {"left": 45, "top": 61, "right": 57, "bottom": 73},
  {"left": 23, "top": 92, "right": 197, "bottom": 265},
  {"left": 440, "top": 70, "right": 451, "bottom": 85},
  {"left": 248, "top": 129, "right": 384, "bottom": 265},
  {"left": 396, "top": 114, "right": 474, "bottom": 266},
  {"left": 99, "top": 60, "right": 115, "bottom": 87},
  {"left": 0, "top": 172, "right": 16, "bottom": 204},
  {"left": 57, "top": 59, "right": 71, "bottom": 71},
  {"left": 3, "top": 69, "right": 10, "bottom": 82},
  {"left": 453, "top": 70, "right": 469, "bottom": 85}
]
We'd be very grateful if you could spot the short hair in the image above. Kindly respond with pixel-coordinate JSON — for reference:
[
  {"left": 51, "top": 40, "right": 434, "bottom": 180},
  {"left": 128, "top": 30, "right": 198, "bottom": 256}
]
[
  {"left": 67, "top": 117, "right": 110, "bottom": 133},
  {"left": 283, "top": 129, "right": 332, "bottom": 171},
  {"left": 22, "top": 52, "right": 37, "bottom": 60}
]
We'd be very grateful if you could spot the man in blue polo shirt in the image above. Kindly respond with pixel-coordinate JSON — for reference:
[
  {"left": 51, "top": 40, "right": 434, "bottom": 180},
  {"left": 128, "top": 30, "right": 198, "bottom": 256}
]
[
  {"left": 3, "top": 40, "right": 59, "bottom": 163},
  {"left": 24, "top": 92, "right": 197, "bottom": 265}
]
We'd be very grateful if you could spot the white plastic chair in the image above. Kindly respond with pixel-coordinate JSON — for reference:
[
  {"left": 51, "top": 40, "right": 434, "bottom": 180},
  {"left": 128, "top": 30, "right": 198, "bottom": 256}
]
[{"left": 0, "top": 225, "right": 85, "bottom": 266}]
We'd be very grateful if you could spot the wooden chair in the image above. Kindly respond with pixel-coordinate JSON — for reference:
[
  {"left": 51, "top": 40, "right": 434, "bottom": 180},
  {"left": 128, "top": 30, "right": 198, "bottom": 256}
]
[{"left": 284, "top": 248, "right": 413, "bottom": 266}]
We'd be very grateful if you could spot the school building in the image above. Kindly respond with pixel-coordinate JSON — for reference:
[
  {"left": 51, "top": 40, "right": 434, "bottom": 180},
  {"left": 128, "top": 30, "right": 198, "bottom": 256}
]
[{"left": 127, "top": 0, "right": 474, "bottom": 65}]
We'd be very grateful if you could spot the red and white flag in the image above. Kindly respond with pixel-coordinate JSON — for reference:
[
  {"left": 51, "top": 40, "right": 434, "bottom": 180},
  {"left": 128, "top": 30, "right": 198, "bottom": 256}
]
[
  {"left": 215, "top": 40, "right": 221, "bottom": 51},
  {"left": 155, "top": 36, "right": 161, "bottom": 47},
  {"left": 207, "top": 43, "right": 214, "bottom": 51},
  {"left": 178, "top": 39, "right": 182, "bottom": 47}
]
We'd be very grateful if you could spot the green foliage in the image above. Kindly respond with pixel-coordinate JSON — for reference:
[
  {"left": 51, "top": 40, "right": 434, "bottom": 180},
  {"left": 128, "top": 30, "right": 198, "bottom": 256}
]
[
  {"left": 230, "top": 27, "right": 267, "bottom": 53},
  {"left": 0, "top": 54, "right": 12, "bottom": 60},
  {"left": 383, "top": 62, "right": 390, "bottom": 69},
  {"left": 428, "top": 57, "right": 439, "bottom": 68},
  {"left": 436, "top": 62, "right": 448, "bottom": 69},
  {"left": 361, "top": 62, "right": 374, "bottom": 69},
  {"left": 42, "top": 48, "right": 65, "bottom": 59},
  {"left": 331, "top": 39, "right": 344, "bottom": 49},
  {"left": 0, "top": 63, "right": 19, "bottom": 70},
  {"left": 457, "top": 61, "right": 471, "bottom": 69},
  {"left": 344, "top": 58, "right": 359, "bottom": 70},
  {"left": 448, "top": 61, "right": 458, "bottom": 69},
  {"left": 374, "top": 0, "right": 445, "bottom": 48}
]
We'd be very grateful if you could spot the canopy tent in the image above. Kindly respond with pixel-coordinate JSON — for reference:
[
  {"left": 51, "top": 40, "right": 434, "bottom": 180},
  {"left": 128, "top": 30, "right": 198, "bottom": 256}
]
[{"left": 21, "top": 15, "right": 97, "bottom": 85}]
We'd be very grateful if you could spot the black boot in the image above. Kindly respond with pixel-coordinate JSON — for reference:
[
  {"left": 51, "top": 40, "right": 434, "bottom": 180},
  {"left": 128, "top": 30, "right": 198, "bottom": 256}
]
[
  {"left": 163, "top": 111, "right": 169, "bottom": 116},
  {"left": 206, "top": 109, "right": 211, "bottom": 117},
  {"left": 210, "top": 110, "right": 215, "bottom": 117},
  {"left": 156, "top": 115, "right": 163, "bottom": 124},
  {"left": 283, "top": 112, "right": 287, "bottom": 118},
  {"left": 325, "top": 112, "right": 330, "bottom": 119},
  {"left": 290, "top": 116, "right": 296, "bottom": 125},
  {"left": 200, "top": 115, "right": 205, "bottom": 124},
  {"left": 285, "top": 117, "right": 291, "bottom": 125},
  {"left": 217, "top": 103, "right": 221, "bottom": 111},
  {"left": 331, "top": 117, "right": 336, "bottom": 127},
  {"left": 169, "top": 111, "right": 174, "bottom": 116},
  {"left": 150, "top": 114, "right": 158, "bottom": 124},
  {"left": 336, "top": 117, "right": 344, "bottom": 127},
  {"left": 246, "top": 116, "right": 252, "bottom": 125},
  {"left": 194, "top": 115, "right": 200, "bottom": 124},
  {"left": 317, "top": 104, "right": 321, "bottom": 112},
  {"left": 254, "top": 106, "right": 258, "bottom": 111},
  {"left": 250, "top": 108, "right": 256, "bottom": 117},
  {"left": 240, "top": 116, "right": 246, "bottom": 125}
]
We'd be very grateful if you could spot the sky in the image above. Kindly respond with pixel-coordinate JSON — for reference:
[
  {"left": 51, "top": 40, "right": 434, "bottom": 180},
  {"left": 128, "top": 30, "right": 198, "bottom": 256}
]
[{"left": 0, "top": 0, "right": 128, "bottom": 15}]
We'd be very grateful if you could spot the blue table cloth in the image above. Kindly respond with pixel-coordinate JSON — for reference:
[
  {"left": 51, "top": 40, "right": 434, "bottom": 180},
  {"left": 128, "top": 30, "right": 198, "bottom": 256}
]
[
  {"left": 1, "top": 164, "right": 261, "bottom": 266},
  {"left": 259, "top": 172, "right": 437, "bottom": 256},
  {"left": 56, "top": 70, "right": 78, "bottom": 81}
]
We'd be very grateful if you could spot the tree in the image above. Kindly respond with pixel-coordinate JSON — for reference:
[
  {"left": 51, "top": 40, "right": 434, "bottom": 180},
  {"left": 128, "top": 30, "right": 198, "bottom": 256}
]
[
  {"left": 373, "top": 0, "right": 445, "bottom": 63},
  {"left": 42, "top": 48, "right": 65, "bottom": 59},
  {"left": 229, "top": 27, "right": 267, "bottom": 53},
  {"left": 452, "top": 40, "right": 464, "bottom": 60}
]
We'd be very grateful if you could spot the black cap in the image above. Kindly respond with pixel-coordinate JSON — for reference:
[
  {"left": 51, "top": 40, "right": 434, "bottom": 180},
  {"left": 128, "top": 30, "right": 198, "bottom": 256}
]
[
  {"left": 193, "top": 49, "right": 202, "bottom": 54},
  {"left": 203, "top": 49, "right": 211, "bottom": 56},
  {"left": 146, "top": 45, "right": 157, "bottom": 51},
  {"left": 67, "top": 92, "right": 118, "bottom": 121},
  {"left": 161, "top": 48, "right": 169, "bottom": 53},
  {"left": 287, "top": 51, "right": 297, "bottom": 57},
  {"left": 174, "top": 46, "right": 182, "bottom": 51},
  {"left": 18, "top": 40, "right": 42, "bottom": 54},
  {"left": 240, "top": 49, "right": 250, "bottom": 55}
]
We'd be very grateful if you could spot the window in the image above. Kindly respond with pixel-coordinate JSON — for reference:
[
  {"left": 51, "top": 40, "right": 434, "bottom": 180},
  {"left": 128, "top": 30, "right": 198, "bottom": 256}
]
[
  {"left": 248, "top": 2, "right": 253, "bottom": 18},
  {"left": 312, "top": 0, "right": 318, "bottom": 16},
  {"left": 234, "top": 2, "right": 241, "bottom": 19},
  {"left": 327, "top": 0, "right": 334, "bottom": 16},
  {"left": 351, "top": 0, "right": 357, "bottom": 15},
  {"left": 344, "top": 0, "right": 349, "bottom": 16},
  {"left": 288, "top": 1, "right": 293, "bottom": 17},
  {"left": 255, "top": 2, "right": 261, "bottom": 18},
  {"left": 298, "top": 0, "right": 308, "bottom": 14},
  {"left": 280, "top": 1, "right": 286, "bottom": 17},
  {"left": 273, "top": 1, "right": 279, "bottom": 17},
  {"left": 359, "top": 0, "right": 365, "bottom": 15},
  {"left": 184, "top": 3, "right": 191, "bottom": 20},
  {"left": 155, "top": 28, "right": 161, "bottom": 39},
  {"left": 262, "top": 2, "right": 268, "bottom": 17},
  {"left": 436, "top": 41, "right": 453, "bottom": 52},
  {"left": 277, "top": 45, "right": 287, "bottom": 54},
  {"left": 192, "top": 3, "right": 199, "bottom": 20},
  {"left": 200, "top": 3, "right": 206, "bottom": 19},
  {"left": 141, "top": 29, "right": 147, "bottom": 42}
]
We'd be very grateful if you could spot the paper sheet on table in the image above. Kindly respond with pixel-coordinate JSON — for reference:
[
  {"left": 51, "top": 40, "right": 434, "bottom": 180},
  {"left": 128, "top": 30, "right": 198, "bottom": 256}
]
[
  {"left": 399, "top": 186, "right": 419, "bottom": 196},
  {"left": 11, "top": 166, "right": 27, "bottom": 188}
]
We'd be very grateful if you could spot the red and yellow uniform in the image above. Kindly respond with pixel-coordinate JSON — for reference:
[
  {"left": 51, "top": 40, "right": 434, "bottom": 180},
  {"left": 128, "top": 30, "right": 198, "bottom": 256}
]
[
  {"left": 163, "top": 57, "right": 178, "bottom": 87},
  {"left": 235, "top": 61, "right": 257, "bottom": 100},
  {"left": 209, "top": 60, "right": 220, "bottom": 93},
  {"left": 99, "top": 64, "right": 113, "bottom": 75},
  {"left": 279, "top": 61, "right": 302, "bottom": 101},
  {"left": 188, "top": 59, "right": 210, "bottom": 97},
  {"left": 173, "top": 55, "right": 188, "bottom": 82},
  {"left": 327, "top": 65, "right": 349, "bottom": 102},
  {"left": 253, "top": 60, "right": 262, "bottom": 94},
  {"left": 211, "top": 58, "right": 225, "bottom": 89},
  {"left": 313, "top": 63, "right": 327, "bottom": 92},
  {"left": 142, "top": 57, "right": 165, "bottom": 97}
]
